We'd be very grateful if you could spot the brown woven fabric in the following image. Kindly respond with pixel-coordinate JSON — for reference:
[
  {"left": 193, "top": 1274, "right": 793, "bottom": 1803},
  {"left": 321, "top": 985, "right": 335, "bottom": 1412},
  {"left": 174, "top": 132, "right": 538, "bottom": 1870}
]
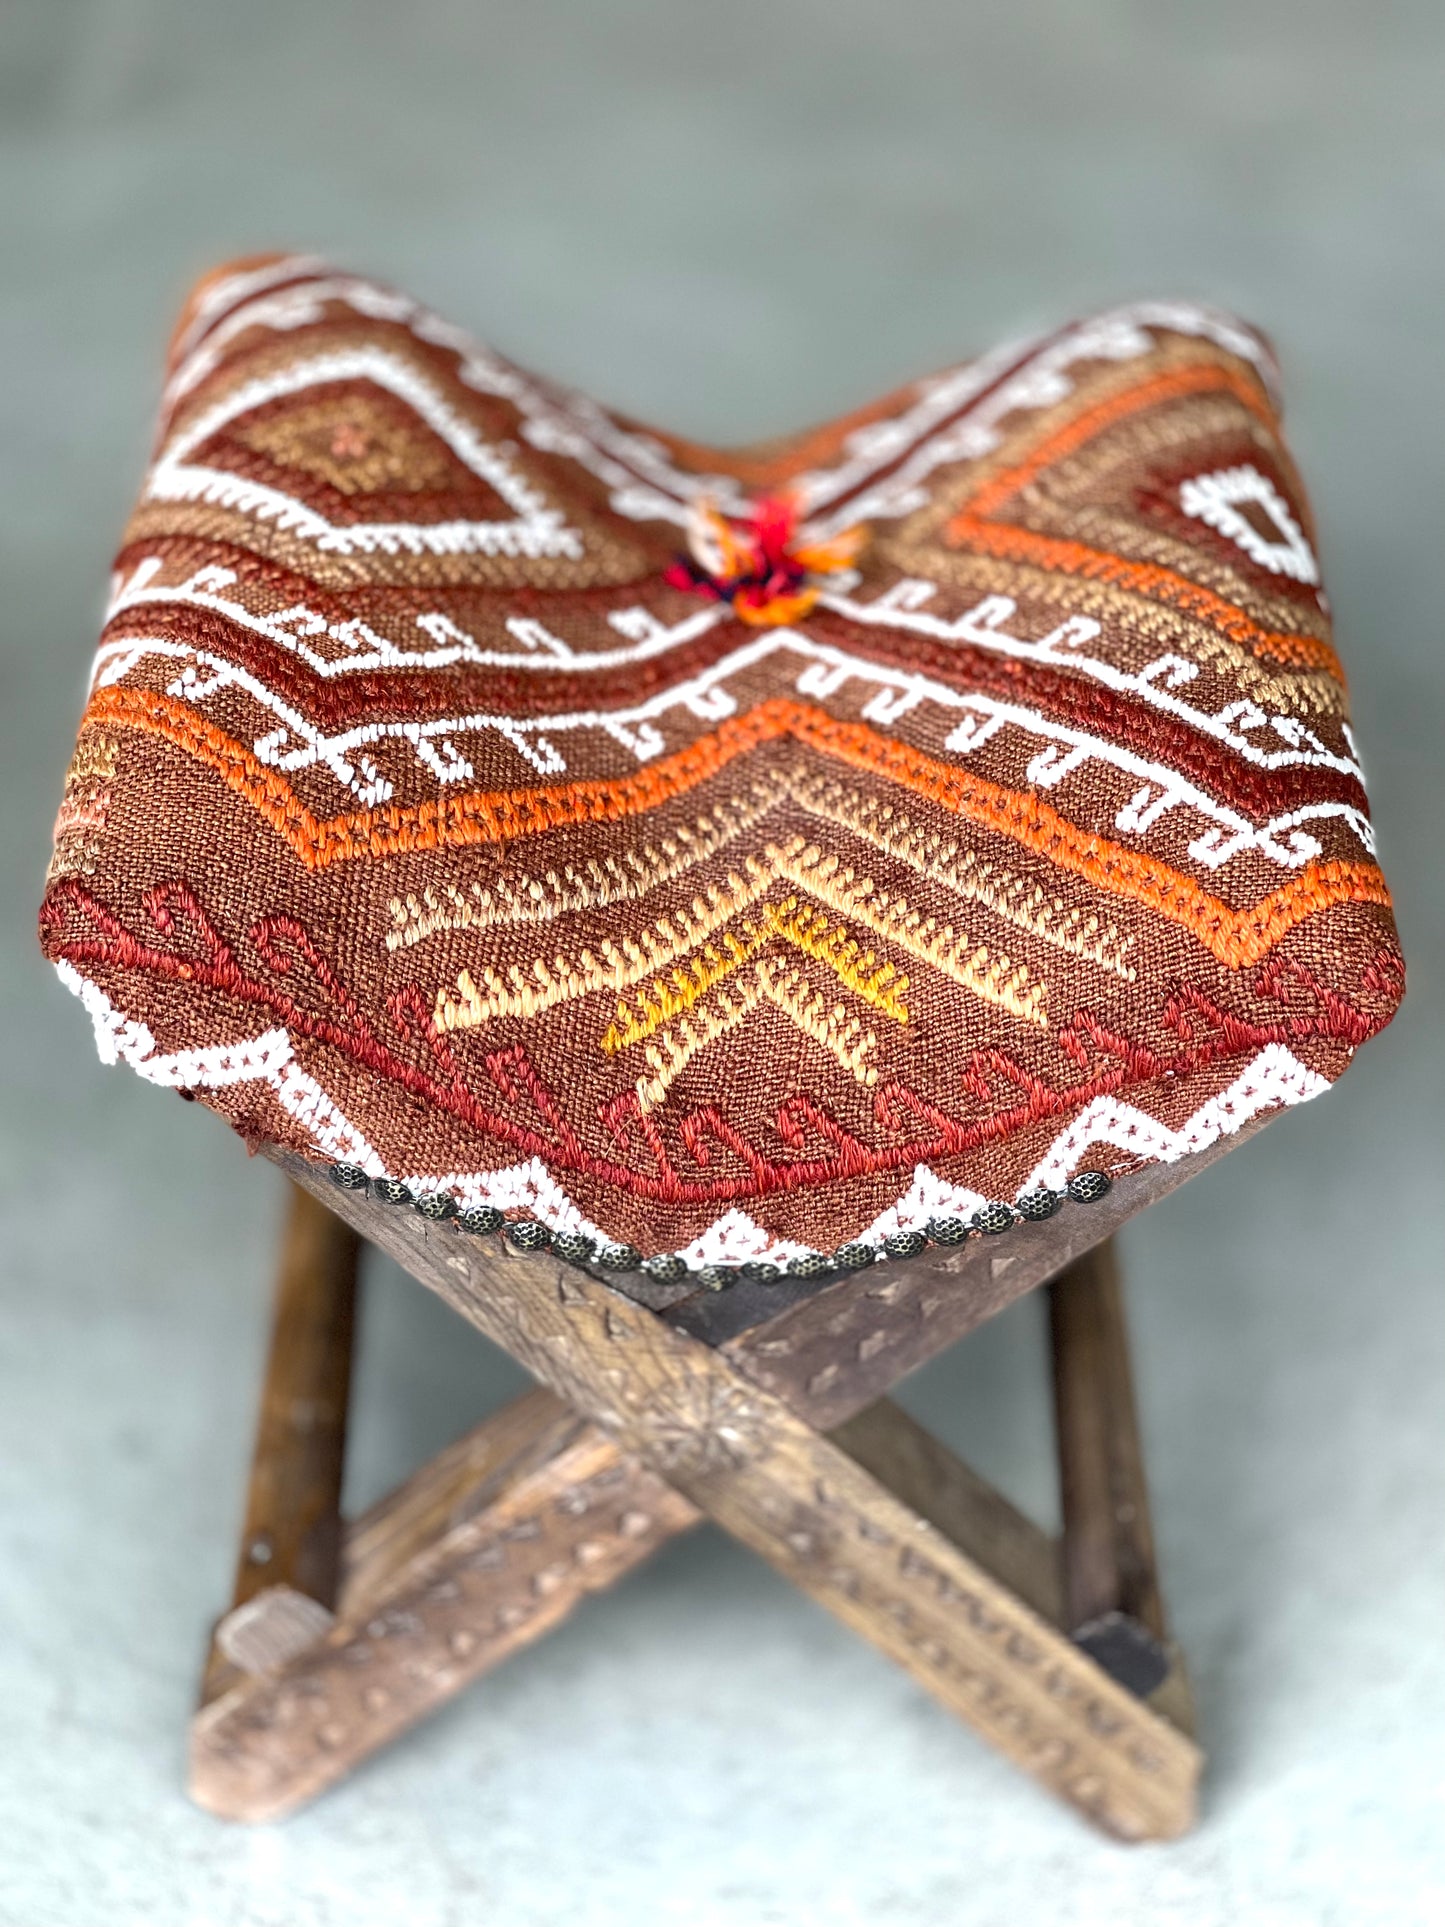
[{"left": 39, "top": 256, "right": 1403, "bottom": 1265}]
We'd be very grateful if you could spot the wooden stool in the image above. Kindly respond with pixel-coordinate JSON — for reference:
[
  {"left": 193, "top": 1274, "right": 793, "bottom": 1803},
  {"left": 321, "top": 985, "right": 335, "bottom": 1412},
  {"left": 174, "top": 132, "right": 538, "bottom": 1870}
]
[
  {"left": 192, "top": 1151, "right": 1209, "bottom": 1838},
  {"left": 39, "top": 259, "right": 1402, "bottom": 1847}
]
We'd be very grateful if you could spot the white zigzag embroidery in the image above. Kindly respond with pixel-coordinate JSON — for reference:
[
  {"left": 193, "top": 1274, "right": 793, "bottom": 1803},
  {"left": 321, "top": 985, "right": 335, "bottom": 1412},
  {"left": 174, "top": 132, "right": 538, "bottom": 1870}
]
[
  {"left": 162, "top": 260, "right": 1279, "bottom": 538},
  {"left": 1023, "top": 1042, "right": 1329, "bottom": 1191},
  {"left": 55, "top": 963, "right": 1330, "bottom": 1265},
  {"left": 53, "top": 961, "right": 380, "bottom": 1169},
  {"left": 92, "top": 607, "right": 1375, "bottom": 867}
]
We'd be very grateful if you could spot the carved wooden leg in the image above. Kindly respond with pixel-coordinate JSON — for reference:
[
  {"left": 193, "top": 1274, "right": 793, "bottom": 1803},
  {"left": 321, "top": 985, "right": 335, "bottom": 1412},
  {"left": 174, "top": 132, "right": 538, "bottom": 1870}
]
[
  {"left": 263, "top": 1167, "right": 1200, "bottom": 1841},
  {"left": 192, "top": 1179, "right": 694, "bottom": 1822},
  {"left": 199, "top": 1183, "right": 358, "bottom": 1709},
  {"left": 1049, "top": 1240, "right": 1192, "bottom": 1729},
  {"left": 194, "top": 1388, "right": 1072, "bottom": 1824},
  {"left": 191, "top": 1387, "right": 696, "bottom": 1821},
  {"left": 196, "top": 1165, "right": 1198, "bottom": 1836}
]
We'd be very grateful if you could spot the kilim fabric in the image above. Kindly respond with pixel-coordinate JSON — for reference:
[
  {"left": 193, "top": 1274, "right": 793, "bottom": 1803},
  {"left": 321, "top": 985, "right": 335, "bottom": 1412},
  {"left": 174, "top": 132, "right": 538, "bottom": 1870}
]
[{"left": 39, "top": 256, "right": 1404, "bottom": 1266}]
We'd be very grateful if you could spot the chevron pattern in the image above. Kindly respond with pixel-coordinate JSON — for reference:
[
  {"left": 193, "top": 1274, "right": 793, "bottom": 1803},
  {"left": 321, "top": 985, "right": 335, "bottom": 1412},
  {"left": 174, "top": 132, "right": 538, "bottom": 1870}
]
[{"left": 40, "top": 257, "right": 1403, "bottom": 1260}]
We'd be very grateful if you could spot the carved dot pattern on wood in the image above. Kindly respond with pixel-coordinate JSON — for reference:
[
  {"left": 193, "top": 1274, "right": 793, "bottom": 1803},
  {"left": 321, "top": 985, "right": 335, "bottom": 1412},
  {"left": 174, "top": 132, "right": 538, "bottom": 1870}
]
[{"left": 636, "top": 1376, "right": 771, "bottom": 1477}]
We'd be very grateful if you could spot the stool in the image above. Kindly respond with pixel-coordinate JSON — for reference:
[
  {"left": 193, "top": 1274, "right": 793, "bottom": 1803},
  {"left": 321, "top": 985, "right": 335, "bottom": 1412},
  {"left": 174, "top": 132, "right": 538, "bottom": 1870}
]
[{"left": 39, "top": 256, "right": 1403, "bottom": 1840}]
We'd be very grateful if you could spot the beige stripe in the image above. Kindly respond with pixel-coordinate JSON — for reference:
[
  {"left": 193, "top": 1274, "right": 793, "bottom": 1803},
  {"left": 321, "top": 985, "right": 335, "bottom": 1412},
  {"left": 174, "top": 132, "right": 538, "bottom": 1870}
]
[
  {"left": 876, "top": 546, "right": 1344, "bottom": 717},
  {"left": 388, "top": 774, "right": 790, "bottom": 950},
  {"left": 635, "top": 960, "right": 881, "bottom": 1111},
  {"left": 787, "top": 769, "right": 1137, "bottom": 981},
  {"left": 768, "top": 838, "right": 1048, "bottom": 1026}
]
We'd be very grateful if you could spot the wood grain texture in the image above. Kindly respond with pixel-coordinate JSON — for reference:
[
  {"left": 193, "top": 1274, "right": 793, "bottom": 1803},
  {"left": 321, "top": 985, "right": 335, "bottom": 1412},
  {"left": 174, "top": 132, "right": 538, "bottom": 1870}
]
[
  {"left": 191, "top": 1388, "right": 697, "bottom": 1821},
  {"left": 830, "top": 1399, "right": 1063, "bottom": 1625},
  {"left": 714, "top": 1132, "right": 1257, "bottom": 1425},
  {"left": 1048, "top": 1239, "right": 1195, "bottom": 1713},
  {"left": 200, "top": 1183, "right": 358, "bottom": 1706},
  {"left": 232, "top": 1182, "right": 358, "bottom": 1609},
  {"left": 1050, "top": 1240, "right": 1164, "bottom": 1637},
  {"left": 197, "top": 1389, "right": 1092, "bottom": 1821},
  {"left": 230, "top": 1155, "right": 1200, "bottom": 1839}
]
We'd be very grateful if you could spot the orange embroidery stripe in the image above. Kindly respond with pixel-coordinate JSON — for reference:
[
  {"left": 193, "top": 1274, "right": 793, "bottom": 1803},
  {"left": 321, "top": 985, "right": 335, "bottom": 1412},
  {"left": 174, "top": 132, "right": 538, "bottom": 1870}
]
[
  {"left": 87, "top": 684, "right": 1389, "bottom": 968},
  {"left": 941, "top": 358, "right": 1343, "bottom": 682},
  {"left": 86, "top": 684, "right": 794, "bottom": 868},
  {"left": 961, "top": 361, "right": 1275, "bottom": 521},
  {"left": 783, "top": 706, "right": 1390, "bottom": 969},
  {"left": 947, "top": 517, "right": 1343, "bottom": 678}
]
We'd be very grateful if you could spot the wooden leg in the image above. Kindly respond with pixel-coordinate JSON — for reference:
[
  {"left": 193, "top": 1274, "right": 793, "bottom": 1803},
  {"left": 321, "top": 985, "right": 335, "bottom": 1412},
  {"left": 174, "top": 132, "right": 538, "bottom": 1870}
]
[
  {"left": 192, "top": 1179, "right": 694, "bottom": 1821},
  {"left": 194, "top": 1170, "right": 1199, "bottom": 1837},
  {"left": 1050, "top": 1239, "right": 1193, "bottom": 1725},
  {"left": 191, "top": 1388, "right": 695, "bottom": 1821},
  {"left": 199, "top": 1183, "right": 358, "bottom": 1706},
  {"left": 193, "top": 1386, "right": 1074, "bottom": 1825}
]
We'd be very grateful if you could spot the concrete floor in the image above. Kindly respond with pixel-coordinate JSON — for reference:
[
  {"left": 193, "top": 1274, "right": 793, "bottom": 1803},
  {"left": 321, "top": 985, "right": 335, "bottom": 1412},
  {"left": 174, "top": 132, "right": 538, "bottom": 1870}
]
[{"left": 1, "top": 3, "right": 1442, "bottom": 1922}]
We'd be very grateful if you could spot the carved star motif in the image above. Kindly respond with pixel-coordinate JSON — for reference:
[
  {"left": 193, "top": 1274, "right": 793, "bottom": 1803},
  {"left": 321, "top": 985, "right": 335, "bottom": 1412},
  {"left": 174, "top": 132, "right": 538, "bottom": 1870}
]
[{"left": 637, "top": 1374, "right": 770, "bottom": 1479}]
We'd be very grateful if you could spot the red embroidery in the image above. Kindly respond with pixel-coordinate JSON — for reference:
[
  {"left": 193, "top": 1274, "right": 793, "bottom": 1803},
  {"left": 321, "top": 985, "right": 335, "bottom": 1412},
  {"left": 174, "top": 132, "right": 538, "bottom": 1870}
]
[{"left": 41, "top": 878, "right": 1391, "bottom": 1207}]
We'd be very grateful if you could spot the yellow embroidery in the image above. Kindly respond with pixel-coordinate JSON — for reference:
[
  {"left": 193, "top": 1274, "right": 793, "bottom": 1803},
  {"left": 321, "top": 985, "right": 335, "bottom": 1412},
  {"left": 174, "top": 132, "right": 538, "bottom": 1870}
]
[
  {"left": 634, "top": 960, "right": 881, "bottom": 1112},
  {"left": 432, "top": 817, "right": 1058, "bottom": 1048},
  {"left": 602, "top": 930, "right": 758, "bottom": 1054},
  {"left": 762, "top": 899, "right": 911, "bottom": 1023},
  {"left": 601, "top": 896, "right": 908, "bottom": 1056},
  {"left": 769, "top": 837, "right": 1047, "bottom": 1026}
]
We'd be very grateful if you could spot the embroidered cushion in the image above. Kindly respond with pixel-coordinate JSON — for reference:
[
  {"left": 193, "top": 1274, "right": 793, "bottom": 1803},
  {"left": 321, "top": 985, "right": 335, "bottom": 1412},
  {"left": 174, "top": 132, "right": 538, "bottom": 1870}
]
[{"left": 40, "top": 255, "right": 1404, "bottom": 1272}]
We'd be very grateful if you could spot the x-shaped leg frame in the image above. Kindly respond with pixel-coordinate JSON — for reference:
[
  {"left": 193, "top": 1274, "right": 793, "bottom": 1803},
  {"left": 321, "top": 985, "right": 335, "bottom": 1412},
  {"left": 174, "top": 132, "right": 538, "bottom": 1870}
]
[{"left": 191, "top": 1150, "right": 1214, "bottom": 1840}]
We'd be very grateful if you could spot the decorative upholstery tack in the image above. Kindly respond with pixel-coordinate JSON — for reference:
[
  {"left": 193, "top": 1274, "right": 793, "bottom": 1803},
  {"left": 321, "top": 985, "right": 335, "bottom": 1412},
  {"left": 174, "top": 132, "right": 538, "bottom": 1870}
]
[
  {"left": 324, "top": 1156, "right": 1116, "bottom": 1290},
  {"left": 39, "top": 256, "right": 1404, "bottom": 1265}
]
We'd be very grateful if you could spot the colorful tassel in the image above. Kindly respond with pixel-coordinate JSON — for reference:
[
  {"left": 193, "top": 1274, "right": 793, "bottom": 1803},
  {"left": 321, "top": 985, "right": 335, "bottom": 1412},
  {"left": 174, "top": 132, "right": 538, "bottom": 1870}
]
[{"left": 664, "top": 493, "right": 868, "bottom": 627}]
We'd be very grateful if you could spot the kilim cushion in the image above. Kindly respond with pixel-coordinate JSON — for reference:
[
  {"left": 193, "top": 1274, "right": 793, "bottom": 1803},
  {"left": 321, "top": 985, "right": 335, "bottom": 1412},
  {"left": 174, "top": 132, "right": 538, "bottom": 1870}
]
[{"left": 39, "top": 256, "right": 1404, "bottom": 1274}]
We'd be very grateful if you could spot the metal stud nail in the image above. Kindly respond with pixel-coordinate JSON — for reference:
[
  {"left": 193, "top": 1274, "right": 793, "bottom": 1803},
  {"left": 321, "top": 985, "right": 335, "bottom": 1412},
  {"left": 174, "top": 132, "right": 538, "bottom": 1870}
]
[
  {"left": 881, "top": 1230, "right": 928, "bottom": 1260},
  {"left": 456, "top": 1205, "right": 504, "bottom": 1237},
  {"left": 740, "top": 1259, "right": 781, "bottom": 1284},
  {"left": 373, "top": 1178, "right": 413, "bottom": 1206},
  {"left": 329, "top": 1163, "right": 370, "bottom": 1192},
  {"left": 551, "top": 1231, "right": 596, "bottom": 1267},
  {"left": 1065, "top": 1170, "right": 1112, "bottom": 1204},
  {"left": 594, "top": 1242, "right": 642, "bottom": 1273},
  {"left": 924, "top": 1216, "right": 971, "bottom": 1246},
  {"left": 972, "top": 1201, "right": 1017, "bottom": 1236},
  {"left": 833, "top": 1242, "right": 878, "bottom": 1271},
  {"left": 642, "top": 1252, "right": 690, "bottom": 1284},
  {"left": 1015, "top": 1188, "right": 1061, "bottom": 1222},
  {"left": 505, "top": 1220, "right": 552, "bottom": 1253},
  {"left": 785, "top": 1252, "right": 837, "bottom": 1279},
  {"left": 413, "top": 1193, "right": 458, "bottom": 1222}
]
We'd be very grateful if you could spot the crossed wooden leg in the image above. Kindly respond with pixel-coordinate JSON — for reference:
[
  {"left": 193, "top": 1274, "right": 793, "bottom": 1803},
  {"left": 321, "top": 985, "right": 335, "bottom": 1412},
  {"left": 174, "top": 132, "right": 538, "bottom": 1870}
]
[{"left": 191, "top": 1161, "right": 1203, "bottom": 1839}]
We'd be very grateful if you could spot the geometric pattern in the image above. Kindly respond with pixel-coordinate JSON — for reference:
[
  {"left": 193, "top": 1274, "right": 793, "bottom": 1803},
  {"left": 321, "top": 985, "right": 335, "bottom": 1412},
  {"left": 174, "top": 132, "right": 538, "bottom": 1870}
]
[{"left": 40, "top": 255, "right": 1404, "bottom": 1263}]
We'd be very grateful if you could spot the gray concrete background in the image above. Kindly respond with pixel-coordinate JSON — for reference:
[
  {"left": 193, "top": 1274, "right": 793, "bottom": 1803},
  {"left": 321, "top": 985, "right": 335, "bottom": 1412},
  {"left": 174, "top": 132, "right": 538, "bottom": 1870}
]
[{"left": 1, "top": 4, "right": 1441, "bottom": 1922}]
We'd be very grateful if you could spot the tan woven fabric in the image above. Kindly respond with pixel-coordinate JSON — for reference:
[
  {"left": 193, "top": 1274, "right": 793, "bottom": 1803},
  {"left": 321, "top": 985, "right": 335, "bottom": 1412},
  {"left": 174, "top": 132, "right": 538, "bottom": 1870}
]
[{"left": 39, "top": 256, "right": 1403, "bottom": 1266}]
